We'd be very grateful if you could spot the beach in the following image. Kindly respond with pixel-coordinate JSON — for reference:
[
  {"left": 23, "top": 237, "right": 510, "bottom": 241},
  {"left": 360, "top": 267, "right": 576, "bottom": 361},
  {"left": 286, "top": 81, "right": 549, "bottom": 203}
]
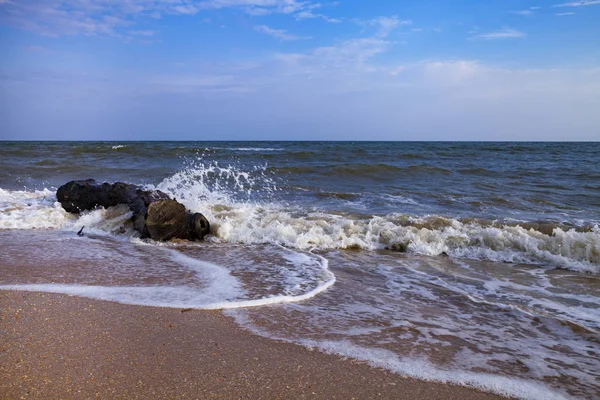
[
  {"left": 1, "top": 0, "right": 598, "bottom": 395},
  {"left": 1, "top": 290, "right": 506, "bottom": 400},
  {"left": 0, "top": 141, "right": 598, "bottom": 399}
]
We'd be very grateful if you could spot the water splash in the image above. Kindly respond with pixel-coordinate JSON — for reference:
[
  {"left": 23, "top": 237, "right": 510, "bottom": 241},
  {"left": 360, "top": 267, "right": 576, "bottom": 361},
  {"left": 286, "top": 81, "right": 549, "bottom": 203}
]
[{"left": 153, "top": 158, "right": 279, "bottom": 208}]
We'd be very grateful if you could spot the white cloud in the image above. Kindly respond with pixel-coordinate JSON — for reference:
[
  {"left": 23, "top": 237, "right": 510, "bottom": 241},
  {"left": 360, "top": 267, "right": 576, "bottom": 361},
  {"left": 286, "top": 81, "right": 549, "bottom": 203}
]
[
  {"left": 422, "top": 60, "right": 481, "bottom": 84},
  {"left": 389, "top": 65, "right": 406, "bottom": 76},
  {"left": 513, "top": 10, "right": 533, "bottom": 15},
  {"left": 359, "top": 16, "right": 412, "bottom": 37},
  {"left": 1, "top": 2, "right": 598, "bottom": 140},
  {"left": 171, "top": 4, "right": 200, "bottom": 15},
  {"left": 254, "top": 25, "right": 311, "bottom": 41},
  {"left": 472, "top": 29, "right": 526, "bottom": 40},
  {"left": 199, "top": 0, "right": 304, "bottom": 11},
  {"left": 4, "top": 56, "right": 599, "bottom": 140},
  {"left": 295, "top": 10, "right": 341, "bottom": 23},
  {"left": 0, "top": 0, "right": 204, "bottom": 36},
  {"left": 0, "top": 0, "right": 336, "bottom": 37},
  {"left": 3, "top": 16, "right": 600, "bottom": 141},
  {"left": 199, "top": 0, "right": 338, "bottom": 20},
  {"left": 312, "top": 38, "right": 390, "bottom": 65},
  {"left": 553, "top": 0, "right": 600, "bottom": 6},
  {"left": 128, "top": 29, "right": 155, "bottom": 36},
  {"left": 556, "top": 12, "right": 576, "bottom": 15}
]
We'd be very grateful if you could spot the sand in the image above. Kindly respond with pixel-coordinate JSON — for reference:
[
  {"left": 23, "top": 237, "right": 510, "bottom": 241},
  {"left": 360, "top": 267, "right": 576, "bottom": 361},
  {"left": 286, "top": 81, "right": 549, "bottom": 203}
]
[{"left": 0, "top": 290, "right": 508, "bottom": 400}]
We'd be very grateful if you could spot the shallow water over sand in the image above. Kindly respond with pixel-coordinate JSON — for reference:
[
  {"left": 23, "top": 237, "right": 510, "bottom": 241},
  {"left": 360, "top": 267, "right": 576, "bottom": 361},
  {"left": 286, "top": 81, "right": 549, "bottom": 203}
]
[{"left": 2, "top": 229, "right": 598, "bottom": 399}]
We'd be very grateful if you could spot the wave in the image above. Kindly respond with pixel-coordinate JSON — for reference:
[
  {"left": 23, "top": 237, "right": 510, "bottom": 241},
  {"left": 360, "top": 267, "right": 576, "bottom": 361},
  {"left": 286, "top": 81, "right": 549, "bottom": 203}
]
[
  {"left": 1, "top": 161, "right": 598, "bottom": 274},
  {"left": 457, "top": 167, "right": 497, "bottom": 177},
  {"left": 33, "top": 159, "right": 60, "bottom": 166},
  {"left": 397, "top": 153, "right": 428, "bottom": 159},
  {"left": 0, "top": 246, "right": 334, "bottom": 310},
  {"left": 204, "top": 211, "right": 599, "bottom": 273},
  {"left": 66, "top": 144, "right": 138, "bottom": 155},
  {"left": 271, "top": 163, "right": 452, "bottom": 177},
  {"left": 0, "top": 188, "right": 74, "bottom": 229},
  {"left": 315, "top": 191, "right": 362, "bottom": 201},
  {"left": 211, "top": 147, "right": 283, "bottom": 152},
  {"left": 230, "top": 311, "right": 571, "bottom": 400}
]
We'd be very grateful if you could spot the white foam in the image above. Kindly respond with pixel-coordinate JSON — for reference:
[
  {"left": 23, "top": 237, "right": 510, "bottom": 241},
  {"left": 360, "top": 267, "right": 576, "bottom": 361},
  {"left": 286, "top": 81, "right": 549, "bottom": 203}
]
[
  {"left": 306, "top": 340, "right": 571, "bottom": 400},
  {"left": 400, "top": 263, "right": 600, "bottom": 333},
  {"left": 149, "top": 165, "right": 600, "bottom": 273},
  {"left": 0, "top": 284, "right": 230, "bottom": 308},
  {"left": 0, "top": 188, "right": 74, "bottom": 229},
  {"left": 111, "top": 145, "right": 127, "bottom": 150},
  {"left": 215, "top": 253, "right": 335, "bottom": 309},
  {"left": 380, "top": 193, "right": 420, "bottom": 206},
  {"left": 208, "top": 209, "right": 599, "bottom": 273},
  {"left": 229, "top": 311, "right": 571, "bottom": 400},
  {"left": 207, "top": 147, "right": 282, "bottom": 152},
  {"left": 231, "top": 147, "right": 282, "bottom": 152},
  {"left": 74, "top": 205, "right": 136, "bottom": 236},
  {"left": 0, "top": 244, "right": 335, "bottom": 310},
  {"left": 153, "top": 160, "right": 278, "bottom": 207},
  {"left": 1, "top": 160, "right": 598, "bottom": 275},
  {"left": 221, "top": 251, "right": 598, "bottom": 398}
]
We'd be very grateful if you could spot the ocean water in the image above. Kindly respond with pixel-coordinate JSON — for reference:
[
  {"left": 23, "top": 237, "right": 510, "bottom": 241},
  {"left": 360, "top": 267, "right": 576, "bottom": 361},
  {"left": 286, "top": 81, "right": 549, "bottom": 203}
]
[{"left": 0, "top": 141, "right": 598, "bottom": 399}]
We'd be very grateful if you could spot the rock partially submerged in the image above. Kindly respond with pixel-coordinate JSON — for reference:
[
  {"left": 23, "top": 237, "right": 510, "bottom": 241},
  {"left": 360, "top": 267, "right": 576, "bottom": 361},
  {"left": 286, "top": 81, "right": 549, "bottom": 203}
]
[
  {"left": 146, "top": 200, "right": 210, "bottom": 241},
  {"left": 56, "top": 179, "right": 210, "bottom": 241}
]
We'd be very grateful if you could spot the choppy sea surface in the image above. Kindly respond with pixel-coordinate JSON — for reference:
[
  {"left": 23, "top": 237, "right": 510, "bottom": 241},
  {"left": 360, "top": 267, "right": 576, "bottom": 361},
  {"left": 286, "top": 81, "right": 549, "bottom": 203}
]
[{"left": 1, "top": 141, "right": 598, "bottom": 399}]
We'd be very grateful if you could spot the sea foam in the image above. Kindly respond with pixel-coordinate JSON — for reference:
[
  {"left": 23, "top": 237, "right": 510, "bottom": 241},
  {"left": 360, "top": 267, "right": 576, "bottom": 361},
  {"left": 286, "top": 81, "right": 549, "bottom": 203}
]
[
  {"left": 1, "top": 160, "right": 598, "bottom": 274},
  {"left": 0, "top": 244, "right": 335, "bottom": 310},
  {"left": 229, "top": 310, "right": 572, "bottom": 400}
]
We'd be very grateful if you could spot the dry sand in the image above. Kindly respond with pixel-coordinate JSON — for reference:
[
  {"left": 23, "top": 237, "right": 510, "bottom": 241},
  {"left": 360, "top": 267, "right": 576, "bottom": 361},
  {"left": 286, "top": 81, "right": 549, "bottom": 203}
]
[{"left": 0, "top": 291, "right": 508, "bottom": 399}]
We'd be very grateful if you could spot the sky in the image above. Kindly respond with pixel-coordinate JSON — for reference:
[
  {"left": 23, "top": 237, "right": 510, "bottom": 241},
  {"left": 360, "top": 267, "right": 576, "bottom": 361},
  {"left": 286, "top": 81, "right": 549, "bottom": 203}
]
[{"left": 0, "top": 0, "right": 599, "bottom": 141}]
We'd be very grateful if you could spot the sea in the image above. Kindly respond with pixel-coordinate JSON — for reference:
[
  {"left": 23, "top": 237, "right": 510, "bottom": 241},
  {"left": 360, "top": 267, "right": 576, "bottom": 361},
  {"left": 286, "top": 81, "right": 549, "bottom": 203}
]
[{"left": 0, "top": 141, "right": 598, "bottom": 399}]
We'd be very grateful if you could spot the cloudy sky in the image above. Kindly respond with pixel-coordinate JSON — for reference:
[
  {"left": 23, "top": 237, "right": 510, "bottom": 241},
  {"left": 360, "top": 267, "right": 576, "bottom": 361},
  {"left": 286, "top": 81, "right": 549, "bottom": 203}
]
[{"left": 1, "top": 0, "right": 599, "bottom": 140}]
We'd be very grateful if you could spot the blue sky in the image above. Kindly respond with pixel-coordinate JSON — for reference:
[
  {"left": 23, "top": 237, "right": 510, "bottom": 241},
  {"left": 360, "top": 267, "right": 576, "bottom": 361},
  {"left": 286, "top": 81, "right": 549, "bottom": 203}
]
[{"left": 1, "top": 0, "right": 599, "bottom": 141}]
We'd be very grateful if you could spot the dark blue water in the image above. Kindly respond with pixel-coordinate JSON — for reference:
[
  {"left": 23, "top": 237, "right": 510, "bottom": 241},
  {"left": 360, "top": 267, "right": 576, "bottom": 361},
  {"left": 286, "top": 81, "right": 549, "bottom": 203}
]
[{"left": 1, "top": 141, "right": 599, "bottom": 225}]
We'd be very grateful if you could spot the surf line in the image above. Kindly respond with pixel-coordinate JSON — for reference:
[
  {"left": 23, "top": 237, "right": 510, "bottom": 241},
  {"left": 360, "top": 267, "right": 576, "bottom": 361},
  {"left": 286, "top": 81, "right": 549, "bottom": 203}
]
[
  {"left": 165, "top": 244, "right": 337, "bottom": 310},
  {"left": 0, "top": 241, "right": 336, "bottom": 311}
]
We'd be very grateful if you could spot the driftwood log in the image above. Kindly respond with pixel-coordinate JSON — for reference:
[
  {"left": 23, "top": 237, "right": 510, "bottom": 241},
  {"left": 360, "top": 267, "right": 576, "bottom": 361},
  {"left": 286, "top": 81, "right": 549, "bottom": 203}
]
[{"left": 56, "top": 179, "right": 209, "bottom": 241}]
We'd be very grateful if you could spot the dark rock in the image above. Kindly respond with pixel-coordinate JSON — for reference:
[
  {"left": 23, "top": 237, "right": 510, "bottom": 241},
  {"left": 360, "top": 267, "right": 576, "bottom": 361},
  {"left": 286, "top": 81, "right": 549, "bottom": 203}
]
[
  {"left": 56, "top": 179, "right": 170, "bottom": 214},
  {"left": 56, "top": 179, "right": 110, "bottom": 213},
  {"left": 190, "top": 212, "right": 210, "bottom": 240},
  {"left": 146, "top": 200, "right": 191, "bottom": 241},
  {"left": 386, "top": 242, "right": 408, "bottom": 252},
  {"left": 56, "top": 180, "right": 210, "bottom": 242}
]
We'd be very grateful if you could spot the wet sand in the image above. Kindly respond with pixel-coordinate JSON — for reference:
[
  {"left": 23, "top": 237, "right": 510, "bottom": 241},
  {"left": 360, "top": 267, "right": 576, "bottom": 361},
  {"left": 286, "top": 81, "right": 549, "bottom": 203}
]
[{"left": 0, "top": 291, "right": 507, "bottom": 399}]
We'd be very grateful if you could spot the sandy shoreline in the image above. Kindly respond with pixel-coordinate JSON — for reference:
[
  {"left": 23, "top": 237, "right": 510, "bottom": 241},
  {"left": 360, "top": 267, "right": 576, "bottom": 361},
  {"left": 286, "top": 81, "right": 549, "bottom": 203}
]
[{"left": 0, "top": 290, "right": 507, "bottom": 399}]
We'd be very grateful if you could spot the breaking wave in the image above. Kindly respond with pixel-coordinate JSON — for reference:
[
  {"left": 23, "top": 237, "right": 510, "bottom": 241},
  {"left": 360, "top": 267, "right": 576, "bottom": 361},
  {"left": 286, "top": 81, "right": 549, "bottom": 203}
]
[{"left": 1, "top": 160, "right": 598, "bottom": 274}]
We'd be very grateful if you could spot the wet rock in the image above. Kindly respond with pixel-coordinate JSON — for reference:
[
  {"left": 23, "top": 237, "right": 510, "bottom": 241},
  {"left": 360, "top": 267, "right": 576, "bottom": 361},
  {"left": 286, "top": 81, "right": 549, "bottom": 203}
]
[
  {"left": 56, "top": 179, "right": 113, "bottom": 213},
  {"left": 385, "top": 242, "right": 408, "bottom": 252},
  {"left": 56, "top": 179, "right": 169, "bottom": 214},
  {"left": 56, "top": 179, "right": 210, "bottom": 241},
  {"left": 146, "top": 200, "right": 191, "bottom": 241},
  {"left": 190, "top": 212, "right": 210, "bottom": 240}
]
